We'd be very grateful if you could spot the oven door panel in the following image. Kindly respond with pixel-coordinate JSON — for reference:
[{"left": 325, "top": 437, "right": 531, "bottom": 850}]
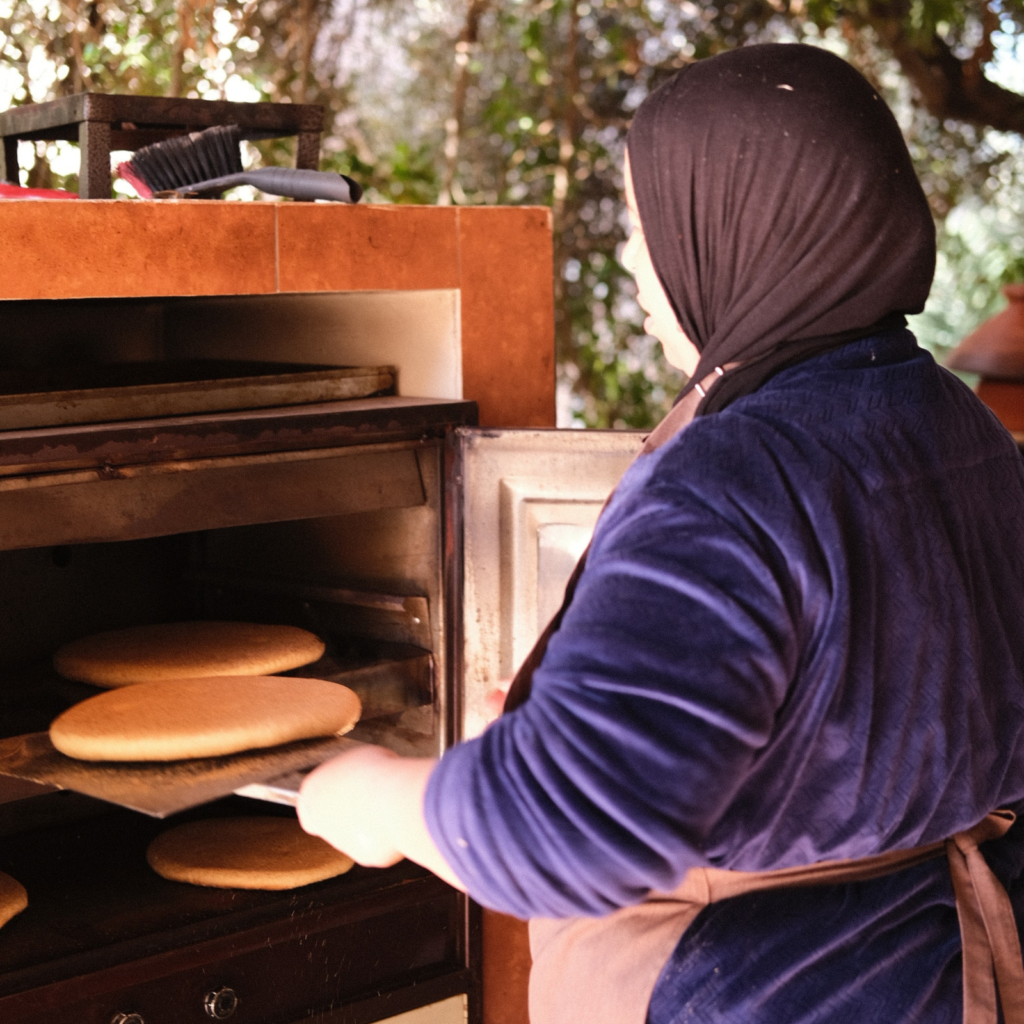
[{"left": 454, "top": 427, "right": 643, "bottom": 740}]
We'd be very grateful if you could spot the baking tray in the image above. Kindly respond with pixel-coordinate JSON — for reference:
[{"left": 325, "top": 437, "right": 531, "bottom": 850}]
[
  {"left": 0, "top": 647, "right": 431, "bottom": 816},
  {"left": 0, "top": 566, "right": 434, "bottom": 815},
  {"left": 0, "top": 731, "right": 357, "bottom": 817},
  {"left": 0, "top": 360, "right": 395, "bottom": 430}
]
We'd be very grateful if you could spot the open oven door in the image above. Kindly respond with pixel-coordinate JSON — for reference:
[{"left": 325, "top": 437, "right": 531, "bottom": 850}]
[{"left": 453, "top": 427, "right": 644, "bottom": 741}]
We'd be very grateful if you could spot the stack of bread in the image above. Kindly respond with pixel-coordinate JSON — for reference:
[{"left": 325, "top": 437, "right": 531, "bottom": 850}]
[{"left": 44, "top": 622, "right": 359, "bottom": 891}]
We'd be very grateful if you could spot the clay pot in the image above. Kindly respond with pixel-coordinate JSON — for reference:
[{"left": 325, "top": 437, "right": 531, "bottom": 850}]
[
  {"left": 946, "top": 283, "right": 1024, "bottom": 381},
  {"left": 946, "top": 285, "right": 1024, "bottom": 433}
]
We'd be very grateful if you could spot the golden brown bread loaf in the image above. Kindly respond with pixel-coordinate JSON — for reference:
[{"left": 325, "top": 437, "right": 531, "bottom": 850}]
[
  {"left": 49, "top": 675, "right": 361, "bottom": 761},
  {"left": 53, "top": 621, "right": 326, "bottom": 688},
  {"left": 147, "top": 817, "right": 354, "bottom": 889}
]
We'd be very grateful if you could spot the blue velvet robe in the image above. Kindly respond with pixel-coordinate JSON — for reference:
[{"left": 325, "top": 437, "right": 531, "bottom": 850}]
[{"left": 425, "top": 329, "right": 1024, "bottom": 1022}]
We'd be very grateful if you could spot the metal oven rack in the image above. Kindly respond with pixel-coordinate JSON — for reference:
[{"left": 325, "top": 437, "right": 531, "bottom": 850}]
[{"left": 0, "top": 395, "right": 481, "bottom": 1024}]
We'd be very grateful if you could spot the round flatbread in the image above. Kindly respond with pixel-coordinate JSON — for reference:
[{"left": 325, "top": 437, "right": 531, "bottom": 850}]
[
  {"left": 49, "top": 675, "right": 361, "bottom": 762},
  {"left": 0, "top": 871, "right": 27, "bottom": 929},
  {"left": 53, "top": 621, "right": 326, "bottom": 688},
  {"left": 147, "top": 817, "right": 354, "bottom": 890}
]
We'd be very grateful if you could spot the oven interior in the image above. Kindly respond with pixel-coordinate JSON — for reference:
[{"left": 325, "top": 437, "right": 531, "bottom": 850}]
[{"left": 0, "top": 289, "right": 463, "bottom": 415}]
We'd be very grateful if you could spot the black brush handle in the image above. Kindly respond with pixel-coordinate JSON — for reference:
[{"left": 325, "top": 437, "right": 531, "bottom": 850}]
[{"left": 175, "top": 168, "right": 362, "bottom": 203}]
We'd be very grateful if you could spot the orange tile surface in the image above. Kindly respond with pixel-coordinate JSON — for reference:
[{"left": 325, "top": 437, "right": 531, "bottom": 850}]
[
  {"left": 277, "top": 204, "right": 460, "bottom": 292},
  {"left": 0, "top": 200, "right": 276, "bottom": 299},
  {"left": 457, "top": 206, "right": 556, "bottom": 427}
]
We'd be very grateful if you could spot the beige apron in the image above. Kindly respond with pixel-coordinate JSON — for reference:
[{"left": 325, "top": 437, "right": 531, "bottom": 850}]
[
  {"left": 528, "top": 810, "right": 1024, "bottom": 1024},
  {"left": 502, "top": 372, "right": 1024, "bottom": 1024}
]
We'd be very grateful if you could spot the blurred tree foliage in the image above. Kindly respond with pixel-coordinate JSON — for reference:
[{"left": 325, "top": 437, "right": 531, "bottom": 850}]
[{"left": 2, "top": 0, "right": 1024, "bottom": 425}]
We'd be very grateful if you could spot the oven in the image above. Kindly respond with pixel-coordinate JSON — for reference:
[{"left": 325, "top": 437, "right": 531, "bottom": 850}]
[{"left": 0, "top": 201, "right": 641, "bottom": 1024}]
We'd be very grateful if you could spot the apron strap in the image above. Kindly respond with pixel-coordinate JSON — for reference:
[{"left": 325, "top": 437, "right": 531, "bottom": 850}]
[{"left": 700, "top": 811, "right": 1024, "bottom": 1024}]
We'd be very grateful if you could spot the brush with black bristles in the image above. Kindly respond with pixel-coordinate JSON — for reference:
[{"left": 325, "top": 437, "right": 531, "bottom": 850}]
[{"left": 118, "top": 125, "right": 362, "bottom": 203}]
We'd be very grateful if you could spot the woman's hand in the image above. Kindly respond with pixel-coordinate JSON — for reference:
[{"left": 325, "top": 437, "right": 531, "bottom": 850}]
[
  {"left": 298, "top": 744, "right": 405, "bottom": 866},
  {"left": 297, "top": 744, "right": 466, "bottom": 890}
]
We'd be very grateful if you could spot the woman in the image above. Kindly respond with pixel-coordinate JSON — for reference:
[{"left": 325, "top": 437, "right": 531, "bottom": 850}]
[{"left": 299, "top": 44, "right": 1024, "bottom": 1023}]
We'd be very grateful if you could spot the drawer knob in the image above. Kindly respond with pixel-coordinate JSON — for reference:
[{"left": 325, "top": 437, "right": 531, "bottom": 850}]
[
  {"left": 111, "top": 1015, "right": 145, "bottom": 1024},
  {"left": 205, "top": 986, "right": 239, "bottom": 1019}
]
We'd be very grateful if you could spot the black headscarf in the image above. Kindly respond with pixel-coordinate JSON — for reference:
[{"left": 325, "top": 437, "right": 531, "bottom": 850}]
[{"left": 626, "top": 44, "right": 936, "bottom": 414}]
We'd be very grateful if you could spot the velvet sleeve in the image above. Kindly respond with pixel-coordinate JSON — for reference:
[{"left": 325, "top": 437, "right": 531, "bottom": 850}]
[{"left": 424, "top": 442, "right": 804, "bottom": 919}]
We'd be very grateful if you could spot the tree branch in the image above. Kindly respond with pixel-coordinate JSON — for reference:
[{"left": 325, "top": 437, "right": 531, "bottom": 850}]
[
  {"left": 169, "top": 0, "right": 194, "bottom": 98},
  {"left": 439, "top": 0, "right": 487, "bottom": 205},
  {"left": 859, "top": 0, "right": 1024, "bottom": 133}
]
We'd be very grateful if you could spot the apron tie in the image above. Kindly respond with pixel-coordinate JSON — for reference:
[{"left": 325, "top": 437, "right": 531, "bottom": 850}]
[{"left": 946, "top": 810, "right": 1024, "bottom": 1024}]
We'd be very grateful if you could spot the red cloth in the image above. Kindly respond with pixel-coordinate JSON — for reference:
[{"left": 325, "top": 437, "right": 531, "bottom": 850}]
[{"left": 0, "top": 183, "right": 77, "bottom": 199}]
